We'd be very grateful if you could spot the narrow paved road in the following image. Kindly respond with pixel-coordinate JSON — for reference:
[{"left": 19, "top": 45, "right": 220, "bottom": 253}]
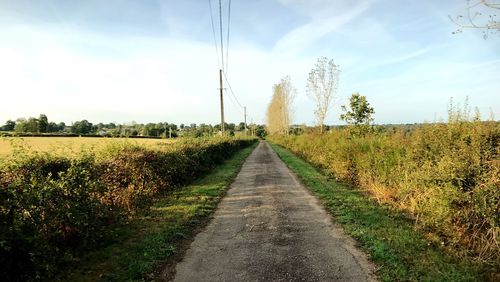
[{"left": 172, "top": 141, "right": 376, "bottom": 281}]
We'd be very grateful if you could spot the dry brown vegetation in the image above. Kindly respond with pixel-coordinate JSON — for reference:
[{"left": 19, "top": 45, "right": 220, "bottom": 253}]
[
  {"left": 266, "top": 76, "right": 296, "bottom": 135},
  {"left": 270, "top": 117, "right": 499, "bottom": 266}
]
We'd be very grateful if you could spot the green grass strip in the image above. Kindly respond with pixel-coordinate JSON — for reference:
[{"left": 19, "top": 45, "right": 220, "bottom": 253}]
[
  {"left": 60, "top": 142, "right": 258, "bottom": 281},
  {"left": 270, "top": 143, "right": 488, "bottom": 282}
]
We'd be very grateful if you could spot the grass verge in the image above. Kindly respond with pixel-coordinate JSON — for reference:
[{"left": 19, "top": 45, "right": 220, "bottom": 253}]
[
  {"left": 59, "top": 142, "right": 258, "bottom": 281},
  {"left": 270, "top": 143, "right": 492, "bottom": 282}
]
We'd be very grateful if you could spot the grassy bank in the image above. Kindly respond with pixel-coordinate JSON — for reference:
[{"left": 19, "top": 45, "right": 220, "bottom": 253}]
[
  {"left": 270, "top": 143, "right": 494, "bottom": 281},
  {"left": 60, "top": 142, "right": 257, "bottom": 281}
]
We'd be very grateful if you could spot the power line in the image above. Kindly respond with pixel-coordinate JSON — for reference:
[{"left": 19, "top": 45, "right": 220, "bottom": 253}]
[
  {"left": 223, "top": 80, "right": 244, "bottom": 115},
  {"left": 225, "top": 0, "right": 231, "bottom": 73},
  {"left": 223, "top": 72, "right": 243, "bottom": 109},
  {"left": 218, "top": 0, "right": 224, "bottom": 71},
  {"left": 222, "top": 74, "right": 245, "bottom": 117},
  {"left": 226, "top": 90, "right": 244, "bottom": 115},
  {"left": 208, "top": 0, "right": 221, "bottom": 69},
  {"left": 208, "top": 0, "right": 245, "bottom": 128},
  {"left": 208, "top": 0, "right": 231, "bottom": 72}
]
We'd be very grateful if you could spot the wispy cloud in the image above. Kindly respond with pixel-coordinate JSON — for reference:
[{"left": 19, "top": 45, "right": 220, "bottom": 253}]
[
  {"left": 347, "top": 47, "right": 434, "bottom": 75},
  {"left": 384, "top": 48, "right": 431, "bottom": 65},
  {"left": 0, "top": 0, "right": 498, "bottom": 125},
  {"left": 273, "top": 0, "right": 374, "bottom": 55}
]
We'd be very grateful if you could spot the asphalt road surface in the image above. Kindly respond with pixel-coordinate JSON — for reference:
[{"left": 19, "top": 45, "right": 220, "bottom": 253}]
[{"left": 172, "top": 141, "right": 376, "bottom": 281}]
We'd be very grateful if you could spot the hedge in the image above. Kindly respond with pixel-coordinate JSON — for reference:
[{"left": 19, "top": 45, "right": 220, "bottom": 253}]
[{"left": 0, "top": 137, "right": 256, "bottom": 280}]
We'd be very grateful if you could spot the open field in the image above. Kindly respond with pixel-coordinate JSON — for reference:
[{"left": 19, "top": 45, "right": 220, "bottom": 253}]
[{"left": 0, "top": 136, "right": 175, "bottom": 157}]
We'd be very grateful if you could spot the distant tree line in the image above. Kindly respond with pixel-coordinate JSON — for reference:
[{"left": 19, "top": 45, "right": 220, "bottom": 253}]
[
  {"left": 1, "top": 114, "right": 66, "bottom": 134},
  {"left": 0, "top": 114, "right": 265, "bottom": 138}
]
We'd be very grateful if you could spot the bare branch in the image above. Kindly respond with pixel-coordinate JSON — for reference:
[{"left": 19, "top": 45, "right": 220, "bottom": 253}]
[
  {"left": 450, "top": 0, "right": 500, "bottom": 38},
  {"left": 307, "top": 57, "right": 340, "bottom": 133},
  {"left": 481, "top": 0, "right": 500, "bottom": 9}
]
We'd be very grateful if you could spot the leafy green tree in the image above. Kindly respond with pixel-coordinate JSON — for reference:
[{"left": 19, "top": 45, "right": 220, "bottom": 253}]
[
  {"left": 38, "top": 114, "right": 48, "bottom": 133},
  {"left": 47, "top": 122, "right": 58, "bottom": 132},
  {"left": 169, "top": 123, "right": 178, "bottom": 131},
  {"left": 71, "top": 120, "right": 93, "bottom": 135},
  {"left": 340, "top": 93, "right": 375, "bottom": 126},
  {"left": 46, "top": 121, "right": 65, "bottom": 133},
  {"left": 227, "top": 123, "right": 236, "bottom": 131},
  {"left": 214, "top": 123, "right": 231, "bottom": 132},
  {"left": 14, "top": 118, "right": 27, "bottom": 133},
  {"left": 26, "top": 117, "right": 39, "bottom": 133},
  {"left": 94, "top": 123, "right": 105, "bottom": 132},
  {"left": 237, "top": 122, "right": 246, "bottom": 131},
  {"left": 57, "top": 122, "right": 66, "bottom": 132},
  {"left": 142, "top": 123, "right": 162, "bottom": 137},
  {"left": 1, "top": 120, "right": 15, "bottom": 131},
  {"left": 255, "top": 125, "right": 267, "bottom": 138}
]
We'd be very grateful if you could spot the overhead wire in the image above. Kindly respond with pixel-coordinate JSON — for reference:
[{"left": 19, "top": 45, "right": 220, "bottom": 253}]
[
  {"left": 218, "top": 0, "right": 224, "bottom": 71},
  {"left": 225, "top": 0, "right": 231, "bottom": 73},
  {"left": 208, "top": 0, "right": 221, "bottom": 69},
  {"left": 208, "top": 0, "right": 248, "bottom": 122},
  {"left": 223, "top": 73, "right": 243, "bottom": 113},
  {"left": 223, "top": 72, "right": 243, "bottom": 109},
  {"left": 226, "top": 92, "right": 244, "bottom": 116},
  {"left": 226, "top": 91, "right": 244, "bottom": 115},
  {"left": 220, "top": 0, "right": 243, "bottom": 114}
]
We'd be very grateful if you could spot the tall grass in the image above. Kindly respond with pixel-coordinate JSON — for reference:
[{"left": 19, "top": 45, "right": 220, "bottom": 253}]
[
  {"left": 0, "top": 137, "right": 256, "bottom": 280},
  {"left": 270, "top": 118, "right": 499, "bottom": 265}
]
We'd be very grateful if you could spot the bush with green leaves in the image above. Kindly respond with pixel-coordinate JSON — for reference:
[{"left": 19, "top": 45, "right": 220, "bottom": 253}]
[
  {"left": 270, "top": 120, "right": 499, "bottom": 264},
  {"left": 0, "top": 137, "right": 256, "bottom": 280}
]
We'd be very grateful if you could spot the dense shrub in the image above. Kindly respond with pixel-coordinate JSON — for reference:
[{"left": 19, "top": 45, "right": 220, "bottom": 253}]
[
  {"left": 270, "top": 121, "right": 499, "bottom": 264},
  {"left": 0, "top": 137, "right": 255, "bottom": 280},
  {"left": 0, "top": 154, "right": 114, "bottom": 280}
]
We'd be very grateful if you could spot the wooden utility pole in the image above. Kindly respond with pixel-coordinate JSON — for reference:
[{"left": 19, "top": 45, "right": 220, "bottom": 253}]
[
  {"left": 251, "top": 118, "right": 254, "bottom": 137},
  {"left": 244, "top": 106, "right": 247, "bottom": 135},
  {"left": 219, "top": 69, "right": 225, "bottom": 134}
]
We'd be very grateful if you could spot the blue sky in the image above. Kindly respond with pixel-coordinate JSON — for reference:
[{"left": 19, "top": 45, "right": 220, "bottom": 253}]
[{"left": 0, "top": 0, "right": 498, "bottom": 125}]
